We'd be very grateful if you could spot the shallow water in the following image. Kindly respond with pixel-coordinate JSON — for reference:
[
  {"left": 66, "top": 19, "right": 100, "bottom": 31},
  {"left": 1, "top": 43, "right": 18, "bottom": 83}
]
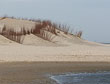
[{"left": 51, "top": 71, "right": 110, "bottom": 84}]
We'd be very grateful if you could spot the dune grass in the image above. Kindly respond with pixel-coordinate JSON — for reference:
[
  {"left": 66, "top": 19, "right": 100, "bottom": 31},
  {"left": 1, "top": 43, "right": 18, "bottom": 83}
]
[
  {"left": 0, "top": 16, "right": 83, "bottom": 43},
  {"left": 0, "top": 22, "right": 56, "bottom": 43},
  {"left": 1, "top": 25, "right": 25, "bottom": 43}
]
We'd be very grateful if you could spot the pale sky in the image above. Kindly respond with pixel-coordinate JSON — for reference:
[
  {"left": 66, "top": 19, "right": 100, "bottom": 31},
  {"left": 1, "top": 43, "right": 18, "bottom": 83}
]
[{"left": 0, "top": 0, "right": 110, "bottom": 42}]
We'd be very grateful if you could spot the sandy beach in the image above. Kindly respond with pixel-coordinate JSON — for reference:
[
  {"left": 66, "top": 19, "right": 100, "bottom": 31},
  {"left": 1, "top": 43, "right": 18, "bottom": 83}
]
[
  {"left": 0, "top": 43, "right": 110, "bottom": 62},
  {"left": 0, "top": 18, "right": 110, "bottom": 62},
  {"left": 0, "top": 62, "right": 110, "bottom": 84},
  {"left": 0, "top": 18, "right": 110, "bottom": 83},
  {"left": 0, "top": 0, "right": 110, "bottom": 83}
]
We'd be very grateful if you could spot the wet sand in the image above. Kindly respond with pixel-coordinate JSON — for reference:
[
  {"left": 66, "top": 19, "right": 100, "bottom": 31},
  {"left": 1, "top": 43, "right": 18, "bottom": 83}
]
[{"left": 0, "top": 62, "right": 110, "bottom": 84}]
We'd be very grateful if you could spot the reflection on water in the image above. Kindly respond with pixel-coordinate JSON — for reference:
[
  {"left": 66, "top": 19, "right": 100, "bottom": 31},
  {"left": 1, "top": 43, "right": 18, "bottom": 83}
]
[{"left": 51, "top": 72, "right": 110, "bottom": 84}]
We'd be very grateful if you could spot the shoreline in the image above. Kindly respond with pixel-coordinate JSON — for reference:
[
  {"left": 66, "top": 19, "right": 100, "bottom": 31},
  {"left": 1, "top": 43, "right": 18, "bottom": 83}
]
[{"left": 0, "top": 62, "right": 110, "bottom": 84}]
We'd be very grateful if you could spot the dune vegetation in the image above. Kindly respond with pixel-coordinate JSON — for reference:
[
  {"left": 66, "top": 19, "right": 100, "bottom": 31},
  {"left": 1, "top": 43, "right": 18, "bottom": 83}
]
[{"left": 0, "top": 16, "right": 82, "bottom": 44}]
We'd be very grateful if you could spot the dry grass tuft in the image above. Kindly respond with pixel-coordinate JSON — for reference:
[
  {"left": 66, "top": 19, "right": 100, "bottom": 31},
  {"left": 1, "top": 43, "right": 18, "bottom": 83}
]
[
  {"left": 32, "top": 20, "right": 57, "bottom": 35},
  {"left": 75, "top": 31, "right": 83, "bottom": 38},
  {"left": 32, "top": 22, "right": 56, "bottom": 42},
  {"left": 32, "top": 23, "right": 43, "bottom": 34},
  {"left": 54, "top": 24, "right": 70, "bottom": 34},
  {"left": 1, "top": 25, "right": 25, "bottom": 43},
  {"left": 37, "top": 30, "right": 55, "bottom": 42}
]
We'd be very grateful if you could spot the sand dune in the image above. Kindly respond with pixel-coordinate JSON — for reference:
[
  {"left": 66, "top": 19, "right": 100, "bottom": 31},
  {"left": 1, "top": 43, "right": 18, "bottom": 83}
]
[
  {"left": 0, "top": 35, "right": 17, "bottom": 44},
  {"left": 0, "top": 18, "right": 110, "bottom": 62},
  {"left": 0, "top": 18, "right": 35, "bottom": 30}
]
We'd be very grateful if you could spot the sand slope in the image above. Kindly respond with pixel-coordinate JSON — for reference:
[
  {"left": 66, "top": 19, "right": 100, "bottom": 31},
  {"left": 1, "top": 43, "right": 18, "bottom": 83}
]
[
  {"left": 0, "top": 18, "right": 110, "bottom": 62},
  {"left": 0, "top": 35, "right": 17, "bottom": 44}
]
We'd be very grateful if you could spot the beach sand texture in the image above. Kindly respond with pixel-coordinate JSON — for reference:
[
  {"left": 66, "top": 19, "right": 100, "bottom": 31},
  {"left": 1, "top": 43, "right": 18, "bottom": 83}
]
[{"left": 0, "top": 18, "right": 110, "bottom": 62}]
